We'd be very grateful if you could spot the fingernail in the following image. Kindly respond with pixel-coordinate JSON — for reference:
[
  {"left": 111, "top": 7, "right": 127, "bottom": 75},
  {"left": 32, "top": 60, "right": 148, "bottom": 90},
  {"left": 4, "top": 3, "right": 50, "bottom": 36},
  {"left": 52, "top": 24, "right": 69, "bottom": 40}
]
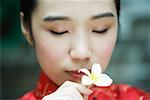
[{"left": 86, "top": 89, "right": 93, "bottom": 95}]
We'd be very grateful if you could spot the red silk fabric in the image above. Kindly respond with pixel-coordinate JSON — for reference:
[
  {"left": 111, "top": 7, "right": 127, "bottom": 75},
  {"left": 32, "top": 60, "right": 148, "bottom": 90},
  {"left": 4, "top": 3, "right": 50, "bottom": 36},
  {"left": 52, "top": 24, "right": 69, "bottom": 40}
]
[{"left": 20, "top": 71, "right": 150, "bottom": 100}]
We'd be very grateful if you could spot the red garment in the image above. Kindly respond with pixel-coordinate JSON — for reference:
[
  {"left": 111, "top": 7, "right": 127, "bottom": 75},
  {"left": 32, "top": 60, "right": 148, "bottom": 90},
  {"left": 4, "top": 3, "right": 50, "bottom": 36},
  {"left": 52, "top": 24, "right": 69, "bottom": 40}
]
[{"left": 20, "top": 71, "right": 150, "bottom": 100}]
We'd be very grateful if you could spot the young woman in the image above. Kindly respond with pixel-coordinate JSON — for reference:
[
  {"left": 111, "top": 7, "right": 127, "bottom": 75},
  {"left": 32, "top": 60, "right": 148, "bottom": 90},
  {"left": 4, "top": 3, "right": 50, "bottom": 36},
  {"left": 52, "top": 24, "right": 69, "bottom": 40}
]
[{"left": 20, "top": 0, "right": 149, "bottom": 100}]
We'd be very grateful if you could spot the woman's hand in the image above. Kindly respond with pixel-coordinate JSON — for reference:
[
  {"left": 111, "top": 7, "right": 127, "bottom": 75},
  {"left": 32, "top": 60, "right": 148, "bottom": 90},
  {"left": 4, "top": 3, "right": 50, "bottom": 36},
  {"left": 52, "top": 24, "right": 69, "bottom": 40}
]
[{"left": 42, "top": 81, "right": 93, "bottom": 100}]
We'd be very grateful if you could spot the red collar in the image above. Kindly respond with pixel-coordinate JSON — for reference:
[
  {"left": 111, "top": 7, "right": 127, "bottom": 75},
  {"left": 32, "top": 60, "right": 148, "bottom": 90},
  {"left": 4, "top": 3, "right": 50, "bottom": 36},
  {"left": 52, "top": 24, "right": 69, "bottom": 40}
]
[{"left": 34, "top": 71, "right": 59, "bottom": 99}]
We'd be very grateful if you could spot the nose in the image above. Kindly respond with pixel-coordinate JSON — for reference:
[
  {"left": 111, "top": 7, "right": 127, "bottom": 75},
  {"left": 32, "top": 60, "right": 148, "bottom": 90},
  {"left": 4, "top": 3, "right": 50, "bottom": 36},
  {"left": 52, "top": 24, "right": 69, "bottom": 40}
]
[
  {"left": 69, "top": 33, "right": 92, "bottom": 61},
  {"left": 70, "top": 49, "right": 92, "bottom": 61}
]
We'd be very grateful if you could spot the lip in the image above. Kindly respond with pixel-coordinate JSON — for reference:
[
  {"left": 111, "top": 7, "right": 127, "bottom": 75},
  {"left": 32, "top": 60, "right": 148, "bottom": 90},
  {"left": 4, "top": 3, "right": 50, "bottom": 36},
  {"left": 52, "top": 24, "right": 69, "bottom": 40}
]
[
  {"left": 68, "top": 69, "right": 91, "bottom": 79},
  {"left": 69, "top": 70, "right": 86, "bottom": 79}
]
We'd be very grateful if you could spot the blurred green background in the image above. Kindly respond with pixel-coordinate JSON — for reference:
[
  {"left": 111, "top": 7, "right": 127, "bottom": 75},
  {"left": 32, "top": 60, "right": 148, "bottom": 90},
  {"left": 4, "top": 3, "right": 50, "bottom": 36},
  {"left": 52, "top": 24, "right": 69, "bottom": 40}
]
[{"left": 1, "top": 0, "right": 150, "bottom": 99}]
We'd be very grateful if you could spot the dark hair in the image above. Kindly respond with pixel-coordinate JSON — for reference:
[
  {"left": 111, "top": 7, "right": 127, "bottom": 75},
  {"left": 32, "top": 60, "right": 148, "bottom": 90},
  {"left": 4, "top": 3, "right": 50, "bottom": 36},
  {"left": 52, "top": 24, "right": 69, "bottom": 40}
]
[{"left": 20, "top": 0, "right": 120, "bottom": 22}]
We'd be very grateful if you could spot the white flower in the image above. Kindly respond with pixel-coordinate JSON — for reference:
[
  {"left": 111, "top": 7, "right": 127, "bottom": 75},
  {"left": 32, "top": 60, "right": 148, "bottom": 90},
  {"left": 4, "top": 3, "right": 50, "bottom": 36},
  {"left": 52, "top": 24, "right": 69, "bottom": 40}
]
[{"left": 78, "top": 63, "right": 113, "bottom": 87}]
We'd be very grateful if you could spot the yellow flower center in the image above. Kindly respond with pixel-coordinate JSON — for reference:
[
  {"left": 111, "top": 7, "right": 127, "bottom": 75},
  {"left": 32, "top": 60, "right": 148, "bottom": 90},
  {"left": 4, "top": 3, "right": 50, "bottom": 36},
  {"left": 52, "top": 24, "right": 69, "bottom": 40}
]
[{"left": 91, "top": 74, "right": 98, "bottom": 81}]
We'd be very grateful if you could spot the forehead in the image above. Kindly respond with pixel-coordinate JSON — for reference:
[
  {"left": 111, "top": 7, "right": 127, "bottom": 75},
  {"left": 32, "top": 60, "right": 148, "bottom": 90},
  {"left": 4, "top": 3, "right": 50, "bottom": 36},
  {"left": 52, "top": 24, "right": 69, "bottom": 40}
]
[{"left": 34, "top": 0, "right": 116, "bottom": 20}]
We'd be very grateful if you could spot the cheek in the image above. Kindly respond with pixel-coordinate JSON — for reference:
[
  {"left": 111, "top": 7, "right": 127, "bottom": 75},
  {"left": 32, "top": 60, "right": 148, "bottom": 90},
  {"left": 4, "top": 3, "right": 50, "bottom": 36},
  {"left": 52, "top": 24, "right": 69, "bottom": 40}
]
[
  {"left": 32, "top": 33, "right": 65, "bottom": 68},
  {"left": 36, "top": 42, "right": 63, "bottom": 68},
  {"left": 98, "top": 44, "right": 115, "bottom": 70},
  {"left": 102, "top": 44, "right": 114, "bottom": 60},
  {"left": 102, "top": 41, "right": 116, "bottom": 68},
  {"left": 93, "top": 35, "right": 116, "bottom": 70},
  {"left": 35, "top": 41, "right": 65, "bottom": 81}
]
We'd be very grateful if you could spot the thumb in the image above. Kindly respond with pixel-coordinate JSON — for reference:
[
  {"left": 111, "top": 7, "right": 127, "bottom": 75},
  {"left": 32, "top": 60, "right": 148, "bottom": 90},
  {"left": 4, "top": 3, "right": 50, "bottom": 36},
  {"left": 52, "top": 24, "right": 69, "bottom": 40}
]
[{"left": 60, "top": 81, "right": 93, "bottom": 95}]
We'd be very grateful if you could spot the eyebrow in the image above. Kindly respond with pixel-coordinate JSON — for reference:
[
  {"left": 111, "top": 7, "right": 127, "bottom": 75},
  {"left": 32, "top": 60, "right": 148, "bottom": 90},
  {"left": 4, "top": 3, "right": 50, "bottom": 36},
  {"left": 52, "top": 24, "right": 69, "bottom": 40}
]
[
  {"left": 91, "top": 12, "right": 114, "bottom": 20},
  {"left": 43, "top": 12, "right": 114, "bottom": 22},
  {"left": 43, "top": 16, "right": 70, "bottom": 21}
]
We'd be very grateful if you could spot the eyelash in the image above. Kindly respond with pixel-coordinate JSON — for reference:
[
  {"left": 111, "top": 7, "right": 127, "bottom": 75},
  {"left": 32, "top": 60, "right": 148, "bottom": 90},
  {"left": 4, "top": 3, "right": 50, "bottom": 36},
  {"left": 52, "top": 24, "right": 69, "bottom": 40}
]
[
  {"left": 92, "top": 28, "right": 108, "bottom": 34},
  {"left": 49, "top": 30, "right": 68, "bottom": 35},
  {"left": 49, "top": 28, "right": 108, "bottom": 35}
]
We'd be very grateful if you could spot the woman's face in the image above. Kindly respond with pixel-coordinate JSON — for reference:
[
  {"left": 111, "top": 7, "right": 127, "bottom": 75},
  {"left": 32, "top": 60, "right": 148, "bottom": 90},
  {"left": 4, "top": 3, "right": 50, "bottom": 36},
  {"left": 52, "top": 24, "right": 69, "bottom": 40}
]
[{"left": 30, "top": 0, "right": 118, "bottom": 86}]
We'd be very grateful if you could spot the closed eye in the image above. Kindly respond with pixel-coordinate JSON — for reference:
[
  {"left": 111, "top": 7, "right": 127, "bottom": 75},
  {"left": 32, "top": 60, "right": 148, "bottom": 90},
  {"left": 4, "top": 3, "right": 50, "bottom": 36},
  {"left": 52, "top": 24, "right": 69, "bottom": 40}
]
[
  {"left": 92, "top": 28, "right": 108, "bottom": 34},
  {"left": 49, "top": 30, "right": 69, "bottom": 35}
]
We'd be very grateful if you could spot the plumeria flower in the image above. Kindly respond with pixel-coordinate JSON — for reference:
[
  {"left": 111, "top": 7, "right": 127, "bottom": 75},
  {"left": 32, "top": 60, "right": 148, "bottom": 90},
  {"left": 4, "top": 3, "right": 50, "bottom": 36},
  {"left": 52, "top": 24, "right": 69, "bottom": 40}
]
[{"left": 78, "top": 63, "right": 113, "bottom": 87}]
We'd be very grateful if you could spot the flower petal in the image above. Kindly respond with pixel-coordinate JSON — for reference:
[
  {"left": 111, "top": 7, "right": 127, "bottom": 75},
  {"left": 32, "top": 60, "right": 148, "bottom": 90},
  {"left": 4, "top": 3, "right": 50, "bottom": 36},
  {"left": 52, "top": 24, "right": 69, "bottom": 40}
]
[
  {"left": 94, "top": 74, "right": 113, "bottom": 87},
  {"left": 91, "top": 63, "right": 102, "bottom": 76},
  {"left": 78, "top": 68, "right": 91, "bottom": 77},
  {"left": 81, "top": 75, "right": 93, "bottom": 85}
]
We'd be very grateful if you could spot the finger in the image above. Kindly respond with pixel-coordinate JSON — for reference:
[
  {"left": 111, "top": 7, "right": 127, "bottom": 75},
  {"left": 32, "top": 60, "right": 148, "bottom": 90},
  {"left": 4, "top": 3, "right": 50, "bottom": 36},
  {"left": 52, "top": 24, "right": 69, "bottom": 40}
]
[
  {"left": 60, "top": 81, "right": 93, "bottom": 95},
  {"left": 83, "top": 95, "right": 88, "bottom": 100},
  {"left": 62, "top": 86, "right": 84, "bottom": 100},
  {"left": 42, "top": 89, "right": 83, "bottom": 100}
]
